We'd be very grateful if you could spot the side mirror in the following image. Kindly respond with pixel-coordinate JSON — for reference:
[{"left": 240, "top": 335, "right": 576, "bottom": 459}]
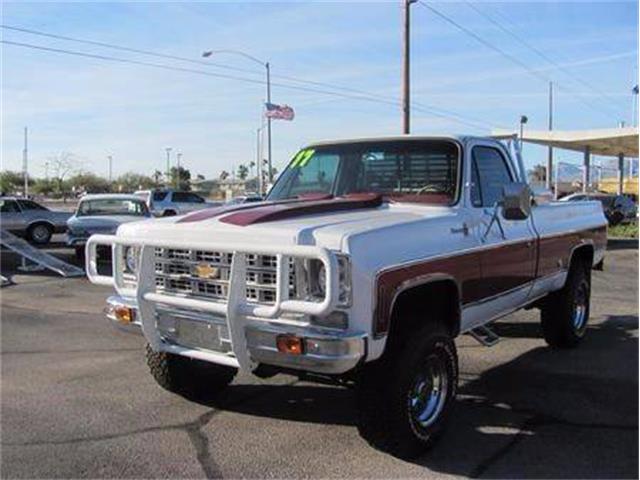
[{"left": 502, "top": 182, "right": 531, "bottom": 220}]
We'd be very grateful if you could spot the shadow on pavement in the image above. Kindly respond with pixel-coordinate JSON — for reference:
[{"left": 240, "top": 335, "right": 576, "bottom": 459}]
[
  {"left": 607, "top": 238, "right": 638, "bottom": 250},
  {"left": 186, "top": 315, "right": 638, "bottom": 478}
]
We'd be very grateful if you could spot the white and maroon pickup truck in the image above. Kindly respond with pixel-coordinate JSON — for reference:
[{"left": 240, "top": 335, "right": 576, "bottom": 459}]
[{"left": 86, "top": 135, "right": 607, "bottom": 459}]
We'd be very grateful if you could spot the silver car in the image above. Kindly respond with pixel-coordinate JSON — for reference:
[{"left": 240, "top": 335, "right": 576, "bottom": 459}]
[
  {"left": 0, "top": 196, "right": 71, "bottom": 245},
  {"left": 135, "top": 189, "right": 221, "bottom": 217},
  {"left": 67, "top": 194, "right": 152, "bottom": 257}
]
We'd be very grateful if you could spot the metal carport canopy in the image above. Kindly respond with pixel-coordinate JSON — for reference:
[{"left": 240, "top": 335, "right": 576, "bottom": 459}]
[{"left": 492, "top": 127, "right": 638, "bottom": 157}]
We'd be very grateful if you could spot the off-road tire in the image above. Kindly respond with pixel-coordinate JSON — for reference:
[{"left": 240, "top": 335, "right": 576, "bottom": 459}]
[
  {"left": 27, "top": 223, "right": 52, "bottom": 245},
  {"left": 145, "top": 343, "right": 237, "bottom": 396},
  {"left": 541, "top": 260, "right": 591, "bottom": 348},
  {"left": 355, "top": 323, "right": 458, "bottom": 459}
]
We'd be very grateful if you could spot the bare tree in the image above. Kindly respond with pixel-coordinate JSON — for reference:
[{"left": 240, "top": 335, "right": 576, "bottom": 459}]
[{"left": 48, "top": 152, "right": 78, "bottom": 196}]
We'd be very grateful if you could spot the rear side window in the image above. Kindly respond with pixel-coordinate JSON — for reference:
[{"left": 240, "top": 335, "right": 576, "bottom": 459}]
[
  {"left": 153, "top": 191, "right": 168, "bottom": 202},
  {"left": 172, "top": 192, "right": 204, "bottom": 203},
  {"left": 0, "top": 200, "right": 20, "bottom": 213},
  {"left": 470, "top": 147, "right": 513, "bottom": 207},
  {"left": 17, "top": 200, "right": 48, "bottom": 211}
]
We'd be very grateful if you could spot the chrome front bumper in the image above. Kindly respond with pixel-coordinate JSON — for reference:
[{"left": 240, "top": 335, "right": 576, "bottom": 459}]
[{"left": 105, "top": 294, "right": 365, "bottom": 374}]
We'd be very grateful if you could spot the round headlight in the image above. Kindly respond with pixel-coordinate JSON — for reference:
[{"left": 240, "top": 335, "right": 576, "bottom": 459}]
[{"left": 125, "top": 247, "right": 139, "bottom": 273}]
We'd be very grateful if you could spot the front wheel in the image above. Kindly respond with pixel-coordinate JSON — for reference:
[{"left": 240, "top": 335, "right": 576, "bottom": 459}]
[
  {"left": 27, "top": 223, "right": 52, "bottom": 245},
  {"left": 541, "top": 261, "right": 591, "bottom": 348},
  {"left": 145, "top": 344, "right": 237, "bottom": 397},
  {"left": 355, "top": 323, "right": 458, "bottom": 459}
]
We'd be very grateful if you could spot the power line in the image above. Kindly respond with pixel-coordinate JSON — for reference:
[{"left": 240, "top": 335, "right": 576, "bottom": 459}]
[
  {"left": 1, "top": 24, "right": 503, "bottom": 130},
  {"left": 0, "top": 25, "right": 442, "bottom": 111},
  {"left": 1, "top": 39, "right": 496, "bottom": 131},
  {"left": 417, "top": 1, "right": 622, "bottom": 123},
  {"left": 463, "top": 2, "right": 628, "bottom": 114}
]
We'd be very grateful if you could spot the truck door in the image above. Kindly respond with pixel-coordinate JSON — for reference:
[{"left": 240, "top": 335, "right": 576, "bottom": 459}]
[{"left": 465, "top": 142, "right": 537, "bottom": 326}]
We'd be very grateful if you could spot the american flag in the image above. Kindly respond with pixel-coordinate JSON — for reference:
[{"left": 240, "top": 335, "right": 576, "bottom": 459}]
[{"left": 265, "top": 102, "right": 295, "bottom": 121}]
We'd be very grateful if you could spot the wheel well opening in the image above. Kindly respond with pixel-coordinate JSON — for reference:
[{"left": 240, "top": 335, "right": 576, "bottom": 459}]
[
  {"left": 570, "top": 245, "right": 594, "bottom": 271},
  {"left": 386, "top": 280, "right": 460, "bottom": 351},
  {"left": 28, "top": 221, "right": 54, "bottom": 231}
]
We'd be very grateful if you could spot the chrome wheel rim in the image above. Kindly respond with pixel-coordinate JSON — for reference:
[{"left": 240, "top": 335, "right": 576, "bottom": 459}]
[
  {"left": 572, "top": 282, "right": 588, "bottom": 331},
  {"left": 32, "top": 225, "right": 49, "bottom": 242},
  {"left": 408, "top": 354, "right": 448, "bottom": 430}
]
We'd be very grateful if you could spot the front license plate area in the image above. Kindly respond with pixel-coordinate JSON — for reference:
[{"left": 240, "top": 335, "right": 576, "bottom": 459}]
[{"left": 176, "top": 318, "right": 224, "bottom": 352}]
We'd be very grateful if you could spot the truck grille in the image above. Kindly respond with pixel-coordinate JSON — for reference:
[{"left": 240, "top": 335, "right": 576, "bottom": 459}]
[{"left": 154, "top": 248, "right": 295, "bottom": 305}]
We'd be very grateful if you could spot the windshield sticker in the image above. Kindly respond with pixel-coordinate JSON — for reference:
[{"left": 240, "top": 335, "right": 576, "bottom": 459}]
[
  {"left": 290, "top": 149, "right": 306, "bottom": 167},
  {"left": 297, "top": 149, "right": 315, "bottom": 168},
  {"left": 291, "top": 149, "right": 315, "bottom": 168}
]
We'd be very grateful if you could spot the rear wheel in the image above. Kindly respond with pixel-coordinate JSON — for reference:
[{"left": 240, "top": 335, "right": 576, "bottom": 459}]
[
  {"left": 541, "top": 260, "right": 591, "bottom": 348},
  {"left": 145, "top": 344, "right": 237, "bottom": 397},
  {"left": 27, "top": 223, "right": 52, "bottom": 245},
  {"left": 356, "top": 323, "right": 458, "bottom": 459}
]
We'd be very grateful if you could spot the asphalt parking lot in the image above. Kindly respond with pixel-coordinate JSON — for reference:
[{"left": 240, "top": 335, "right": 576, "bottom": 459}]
[{"left": 1, "top": 238, "right": 638, "bottom": 479}]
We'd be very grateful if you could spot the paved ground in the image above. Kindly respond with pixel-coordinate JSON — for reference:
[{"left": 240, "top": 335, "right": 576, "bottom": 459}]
[{"left": 1, "top": 239, "right": 638, "bottom": 479}]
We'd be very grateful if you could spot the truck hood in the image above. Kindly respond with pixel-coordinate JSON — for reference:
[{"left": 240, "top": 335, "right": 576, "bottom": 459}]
[{"left": 116, "top": 196, "right": 456, "bottom": 251}]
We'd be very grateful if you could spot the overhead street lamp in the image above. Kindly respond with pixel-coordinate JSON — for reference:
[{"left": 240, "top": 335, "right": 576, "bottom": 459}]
[{"left": 202, "top": 49, "right": 273, "bottom": 183}]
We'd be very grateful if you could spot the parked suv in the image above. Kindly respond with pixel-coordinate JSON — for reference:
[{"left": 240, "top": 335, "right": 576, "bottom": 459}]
[{"left": 135, "top": 190, "right": 221, "bottom": 217}]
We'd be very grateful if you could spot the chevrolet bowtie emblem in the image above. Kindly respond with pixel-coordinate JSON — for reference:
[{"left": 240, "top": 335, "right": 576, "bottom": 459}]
[{"left": 194, "top": 263, "right": 219, "bottom": 279}]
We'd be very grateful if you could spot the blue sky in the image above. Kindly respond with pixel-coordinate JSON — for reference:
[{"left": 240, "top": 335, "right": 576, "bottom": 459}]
[{"left": 2, "top": 1, "right": 638, "bottom": 180}]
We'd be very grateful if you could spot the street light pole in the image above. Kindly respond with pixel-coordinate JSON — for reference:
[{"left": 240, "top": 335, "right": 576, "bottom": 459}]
[
  {"left": 202, "top": 49, "right": 272, "bottom": 183},
  {"left": 165, "top": 147, "right": 172, "bottom": 186},
  {"left": 256, "top": 127, "right": 263, "bottom": 195},
  {"left": 546, "top": 82, "right": 553, "bottom": 191},
  {"left": 266, "top": 62, "right": 273, "bottom": 185},
  {"left": 22, "top": 127, "right": 28, "bottom": 197},
  {"left": 402, "top": 0, "right": 416, "bottom": 134},
  {"left": 107, "top": 155, "right": 113, "bottom": 183},
  {"left": 176, "top": 152, "right": 182, "bottom": 189}
]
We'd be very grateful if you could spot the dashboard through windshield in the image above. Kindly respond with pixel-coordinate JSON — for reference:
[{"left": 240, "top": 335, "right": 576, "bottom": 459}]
[
  {"left": 268, "top": 140, "right": 460, "bottom": 205},
  {"left": 77, "top": 199, "right": 148, "bottom": 217}
]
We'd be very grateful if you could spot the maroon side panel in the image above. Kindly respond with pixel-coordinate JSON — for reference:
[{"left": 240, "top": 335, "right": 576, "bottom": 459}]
[
  {"left": 219, "top": 193, "right": 383, "bottom": 226},
  {"left": 374, "top": 225, "right": 606, "bottom": 337},
  {"left": 537, "top": 226, "right": 606, "bottom": 277},
  {"left": 478, "top": 240, "right": 536, "bottom": 299},
  {"left": 374, "top": 250, "right": 483, "bottom": 336}
]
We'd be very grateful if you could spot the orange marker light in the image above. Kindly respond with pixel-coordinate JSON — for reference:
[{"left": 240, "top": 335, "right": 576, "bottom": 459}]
[
  {"left": 276, "top": 334, "right": 304, "bottom": 355},
  {"left": 114, "top": 306, "right": 134, "bottom": 324}
]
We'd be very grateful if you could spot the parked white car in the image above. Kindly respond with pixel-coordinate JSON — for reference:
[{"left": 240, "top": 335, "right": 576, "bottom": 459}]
[
  {"left": 88, "top": 135, "right": 607, "bottom": 459},
  {"left": 135, "top": 189, "right": 221, "bottom": 217}
]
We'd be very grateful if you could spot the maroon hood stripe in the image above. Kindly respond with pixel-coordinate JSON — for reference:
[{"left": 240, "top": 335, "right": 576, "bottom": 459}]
[
  {"left": 177, "top": 193, "right": 334, "bottom": 224},
  {"left": 218, "top": 193, "right": 383, "bottom": 226}
]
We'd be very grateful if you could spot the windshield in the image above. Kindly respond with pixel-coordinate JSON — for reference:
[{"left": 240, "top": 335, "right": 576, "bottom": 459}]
[
  {"left": 268, "top": 140, "right": 460, "bottom": 205},
  {"left": 77, "top": 199, "right": 148, "bottom": 217}
]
